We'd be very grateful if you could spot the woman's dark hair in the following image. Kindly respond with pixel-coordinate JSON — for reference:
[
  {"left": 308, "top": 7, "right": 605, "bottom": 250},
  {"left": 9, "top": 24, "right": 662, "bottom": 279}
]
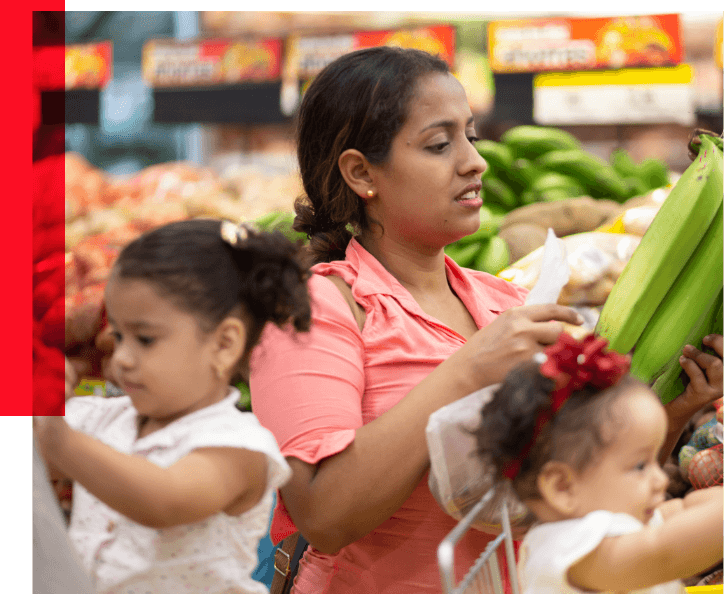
[
  {"left": 110, "top": 218, "right": 311, "bottom": 377},
  {"left": 474, "top": 361, "right": 643, "bottom": 500},
  {"left": 293, "top": 46, "right": 451, "bottom": 263}
]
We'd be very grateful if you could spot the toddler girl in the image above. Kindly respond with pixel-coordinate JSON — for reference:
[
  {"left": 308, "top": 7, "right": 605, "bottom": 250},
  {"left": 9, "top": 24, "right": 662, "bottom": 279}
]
[
  {"left": 34, "top": 218, "right": 311, "bottom": 594},
  {"left": 475, "top": 332, "right": 723, "bottom": 593}
]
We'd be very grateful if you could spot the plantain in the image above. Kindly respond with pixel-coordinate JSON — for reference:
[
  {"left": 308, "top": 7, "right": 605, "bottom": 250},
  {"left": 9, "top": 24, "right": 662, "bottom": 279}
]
[
  {"left": 501, "top": 125, "right": 581, "bottom": 160},
  {"left": 446, "top": 242, "right": 484, "bottom": 268},
  {"left": 536, "top": 149, "right": 630, "bottom": 201},
  {"left": 475, "top": 140, "right": 514, "bottom": 173},
  {"left": 636, "top": 158, "right": 669, "bottom": 191},
  {"left": 529, "top": 172, "right": 586, "bottom": 197},
  {"left": 595, "top": 134, "right": 724, "bottom": 356},
  {"left": 508, "top": 158, "right": 546, "bottom": 189},
  {"left": 651, "top": 289, "right": 723, "bottom": 405},
  {"left": 610, "top": 149, "right": 638, "bottom": 179},
  {"left": 457, "top": 207, "right": 503, "bottom": 245},
  {"left": 482, "top": 176, "right": 519, "bottom": 211},
  {"left": 473, "top": 235, "right": 510, "bottom": 275},
  {"left": 629, "top": 202, "right": 723, "bottom": 384}
]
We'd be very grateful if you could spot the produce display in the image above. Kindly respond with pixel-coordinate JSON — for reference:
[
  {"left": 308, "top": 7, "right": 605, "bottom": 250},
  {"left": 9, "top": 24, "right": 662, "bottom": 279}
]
[
  {"left": 595, "top": 131, "right": 724, "bottom": 404},
  {"left": 64, "top": 152, "right": 303, "bottom": 382},
  {"left": 444, "top": 124, "right": 672, "bottom": 276},
  {"left": 475, "top": 125, "right": 669, "bottom": 210}
]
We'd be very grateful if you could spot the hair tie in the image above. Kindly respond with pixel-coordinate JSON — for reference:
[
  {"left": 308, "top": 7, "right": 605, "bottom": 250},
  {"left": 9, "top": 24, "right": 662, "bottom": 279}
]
[
  {"left": 502, "top": 333, "right": 631, "bottom": 481},
  {"left": 220, "top": 220, "right": 257, "bottom": 247}
]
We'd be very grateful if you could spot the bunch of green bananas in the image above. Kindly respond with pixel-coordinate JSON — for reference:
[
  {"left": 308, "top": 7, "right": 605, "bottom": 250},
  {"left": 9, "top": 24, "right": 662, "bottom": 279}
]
[
  {"left": 595, "top": 132, "right": 723, "bottom": 404},
  {"left": 475, "top": 125, "right": 670, "bottom": 211},
  {"left": 444, "top": 206, "right": 510, "bottom": 275}
]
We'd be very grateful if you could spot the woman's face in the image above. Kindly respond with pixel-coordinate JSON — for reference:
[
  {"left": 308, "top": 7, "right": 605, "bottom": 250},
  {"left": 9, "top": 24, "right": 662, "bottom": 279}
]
[{"left": 366, "top": 72, "right": 487, "bottom": 252}]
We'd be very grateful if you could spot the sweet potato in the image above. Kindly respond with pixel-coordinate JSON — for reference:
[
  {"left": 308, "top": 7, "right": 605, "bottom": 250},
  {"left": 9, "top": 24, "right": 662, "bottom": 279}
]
[
  {"left": 498, "top": 222, "right": 548, "bottom": 263},
  {"left": 501, "top": 197, "right": 623, "bottom": 237}
]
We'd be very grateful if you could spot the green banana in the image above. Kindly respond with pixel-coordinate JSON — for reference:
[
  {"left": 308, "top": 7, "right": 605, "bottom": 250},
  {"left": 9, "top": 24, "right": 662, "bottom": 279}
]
[
  {"left": 473, "top": 235, "right": 509, "bottom": 274},
  {"left": 595, "top": 134, "right": 724, "bottom": 356},
  {"left": 651, "top": 289, "right": 723, "bottom": 405},
  {"left": 529, "top": 172, "right": 586, "bottom": 197},
  {"left": 610, "top": 149, "right": 639, "bottom": 179},
  {"left": 508, "top": 158, "right": 546, "bottom": 189},
  {"left": 447, "top": 242, "right": 484, "bottom": 268},
  {"left": 623, "top": 175, "right": 649, "bottom": 199},
  {"left": 501, "top": 125, "right": 581, "bottom": 159},
  {"left": 482, "top": 176, "right": 518, "bottom": 211},
  {"left": 475, "top": 140, "right": 514, "bottom": 173},
  {"left": 636, "top": 158, "right": 669, "bottom": 191},
  {"left": 535, "top": 149, "right": 630, "bottom": 201},
  {"left": 629, "top": 202, "right": 723, "bottom": 384},
  {"left": 457, "top": 207, "right": 503, "bottom": 245}
]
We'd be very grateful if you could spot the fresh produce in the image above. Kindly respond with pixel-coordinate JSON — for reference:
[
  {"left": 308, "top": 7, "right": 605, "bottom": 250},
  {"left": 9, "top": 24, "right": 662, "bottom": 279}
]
[
  {"left": 474, "top": 125, "right": 670, "bottom": 213},
  {"left": 629, "top": 203, "right": 723, "bottom": 388},
  {"left": 444, "top": 206, "right": 508, "bottom": 275},
  {"left": 500, "top": 125, "right": 581, "bottom": 160},
  {"left": 500, "top": 196, "right": 623, "bottom": 239},
  {"left": 650, "top": 288, "right": 723, "bottom": 405},
  {"left": 595, "top": 132, "right": 724, "bottom": 402}
]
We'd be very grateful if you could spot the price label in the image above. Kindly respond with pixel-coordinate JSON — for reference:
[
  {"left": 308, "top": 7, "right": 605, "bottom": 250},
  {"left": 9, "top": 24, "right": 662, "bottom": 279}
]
[{"left": 533, "top": 65, "right": 694, "bottom": 126}]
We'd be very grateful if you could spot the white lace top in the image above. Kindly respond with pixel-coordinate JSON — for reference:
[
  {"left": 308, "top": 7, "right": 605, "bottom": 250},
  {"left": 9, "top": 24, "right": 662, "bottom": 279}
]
[
  {"left": 518, "top": 509, "right": 685, "bottom": 594},
  {"left": 65, "top": 389, "right": 291, "bottom": 594}
]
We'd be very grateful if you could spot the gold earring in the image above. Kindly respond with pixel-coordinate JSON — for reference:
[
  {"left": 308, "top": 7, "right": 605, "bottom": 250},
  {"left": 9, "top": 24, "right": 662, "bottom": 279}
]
[{"left": 367, "top": 190, "right": 375, "bottom": 198}]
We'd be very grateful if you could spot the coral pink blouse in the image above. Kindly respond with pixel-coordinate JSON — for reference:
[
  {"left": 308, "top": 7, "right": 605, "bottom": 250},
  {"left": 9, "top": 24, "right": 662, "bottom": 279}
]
[{"left": 250, "top": 238, "right": 528, "bottom": 594}]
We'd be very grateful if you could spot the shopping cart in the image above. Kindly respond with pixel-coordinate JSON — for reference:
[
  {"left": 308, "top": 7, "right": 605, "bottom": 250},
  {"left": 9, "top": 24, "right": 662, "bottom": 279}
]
[{"left": 438, "top": 486, "right": 520, "bottom": 594}]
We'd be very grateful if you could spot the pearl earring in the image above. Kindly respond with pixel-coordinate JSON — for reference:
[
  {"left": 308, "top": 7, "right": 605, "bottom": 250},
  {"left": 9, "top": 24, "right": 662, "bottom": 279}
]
[{"left": 367, "top": 190, "right": 375, "bottom": 198}]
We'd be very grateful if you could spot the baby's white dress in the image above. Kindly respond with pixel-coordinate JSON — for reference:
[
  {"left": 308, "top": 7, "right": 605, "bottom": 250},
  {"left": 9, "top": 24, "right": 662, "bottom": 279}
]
[
  {"left": 65, "top": 388, "right": 291, "bottom": 594},
  {"left": 518, "top": 509, "right": 685, "bottom": 594}
]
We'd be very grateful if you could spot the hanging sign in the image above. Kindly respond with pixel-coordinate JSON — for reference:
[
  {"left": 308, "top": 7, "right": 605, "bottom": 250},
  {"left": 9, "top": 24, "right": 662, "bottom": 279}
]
[
  {"left": 142, "top": 38, "right": 282, "bottom": 87},
  {"left": 489, "top": 14, "right": 682, "bottom": 74},
  {"left": 533, "top": 64, "right": 694, "bottom": 126},
  {"left": 285, "top": 24, "right": 456, "bottom": 81},
  {"left": 62, "top": 42, "right": 113, "bottom": 90}
]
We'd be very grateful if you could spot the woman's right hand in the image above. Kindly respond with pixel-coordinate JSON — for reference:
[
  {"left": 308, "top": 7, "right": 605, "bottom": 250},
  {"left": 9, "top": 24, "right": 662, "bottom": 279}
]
[{"left": 458, "top": 303, "right": 585, "bottom": 388}]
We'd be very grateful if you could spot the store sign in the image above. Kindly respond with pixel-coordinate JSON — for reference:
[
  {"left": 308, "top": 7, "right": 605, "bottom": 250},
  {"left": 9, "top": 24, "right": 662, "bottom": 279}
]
[
  {"left": 489, "top": 14, "right": 682, "bottom": 74},
  {"left": 142, "top": 38, "right": 282, "bottom": 87},
  {"left": 63, "top": 42, "right": 113, "bottom": 90},
  {"left": 533, "top": 65, "right": 694, "bottom": 126},
  {"left": 286, "top": 25, "right": 456, "bottom": 80}
]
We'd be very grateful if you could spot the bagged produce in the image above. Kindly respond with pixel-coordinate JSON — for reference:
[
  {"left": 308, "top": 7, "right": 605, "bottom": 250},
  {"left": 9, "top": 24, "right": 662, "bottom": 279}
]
[
  {"left": 427, "top": 232, "right": 571, "bottom": 531},
  {"left": 498, "top": 232, "right": 641, "bottom": 307}
]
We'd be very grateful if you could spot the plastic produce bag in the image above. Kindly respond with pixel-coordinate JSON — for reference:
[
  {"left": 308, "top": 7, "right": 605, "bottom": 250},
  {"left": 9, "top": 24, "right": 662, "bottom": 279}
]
[
  {"left": 426, "top": 229, "right": 572, "bottom": 532},
  {"left": 498, "top": 232, "right": 641, "bottom": 307}
]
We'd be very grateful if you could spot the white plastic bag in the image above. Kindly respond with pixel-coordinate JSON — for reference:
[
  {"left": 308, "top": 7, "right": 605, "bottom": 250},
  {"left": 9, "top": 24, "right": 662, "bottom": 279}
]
[{"left": 426, "top": 229, "right": 570, "bottom": 531}]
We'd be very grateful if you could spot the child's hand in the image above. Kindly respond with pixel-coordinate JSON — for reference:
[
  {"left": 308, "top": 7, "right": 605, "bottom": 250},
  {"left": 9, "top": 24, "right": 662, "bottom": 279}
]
[{"left": 676, "top": 334, "right": 723, "bottom": 414}]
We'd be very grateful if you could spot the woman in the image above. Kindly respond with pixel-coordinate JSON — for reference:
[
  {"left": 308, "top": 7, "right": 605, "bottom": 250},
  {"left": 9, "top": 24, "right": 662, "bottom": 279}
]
[{"left": 249, "top": 46, "right": 584, "bottom": 593}]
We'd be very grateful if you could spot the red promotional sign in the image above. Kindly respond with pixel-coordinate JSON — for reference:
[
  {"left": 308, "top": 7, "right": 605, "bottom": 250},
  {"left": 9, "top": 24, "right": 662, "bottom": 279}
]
[{"left": 488, "top": 14, "right": 683, "bottom": 73}]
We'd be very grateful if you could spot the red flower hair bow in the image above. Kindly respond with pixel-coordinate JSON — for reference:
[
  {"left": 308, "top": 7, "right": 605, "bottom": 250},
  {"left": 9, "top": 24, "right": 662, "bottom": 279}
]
[
  {"left": 501, "top": 333, "right": 630, "bottom": 481},
  {"left": 539, "top": 333, "right": 631, "bottom": 411}
]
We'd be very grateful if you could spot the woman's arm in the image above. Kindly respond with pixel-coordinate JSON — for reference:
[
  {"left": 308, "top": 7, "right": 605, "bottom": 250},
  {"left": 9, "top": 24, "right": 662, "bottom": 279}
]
[
  {"left": 265, "top": 303, "right": 583, "bottom": 554},
  {"left": 34, "top": 417, "right": 267, "bottom": 528},
  {"left": 569, "top": 486, "right": 723, "bottom": 591}
]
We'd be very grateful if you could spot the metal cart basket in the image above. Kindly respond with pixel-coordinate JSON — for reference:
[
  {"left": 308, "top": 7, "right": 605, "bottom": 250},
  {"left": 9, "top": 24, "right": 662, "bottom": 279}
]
[{"left": 437, "top": 486, "right": 520, "bottom": 594}]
